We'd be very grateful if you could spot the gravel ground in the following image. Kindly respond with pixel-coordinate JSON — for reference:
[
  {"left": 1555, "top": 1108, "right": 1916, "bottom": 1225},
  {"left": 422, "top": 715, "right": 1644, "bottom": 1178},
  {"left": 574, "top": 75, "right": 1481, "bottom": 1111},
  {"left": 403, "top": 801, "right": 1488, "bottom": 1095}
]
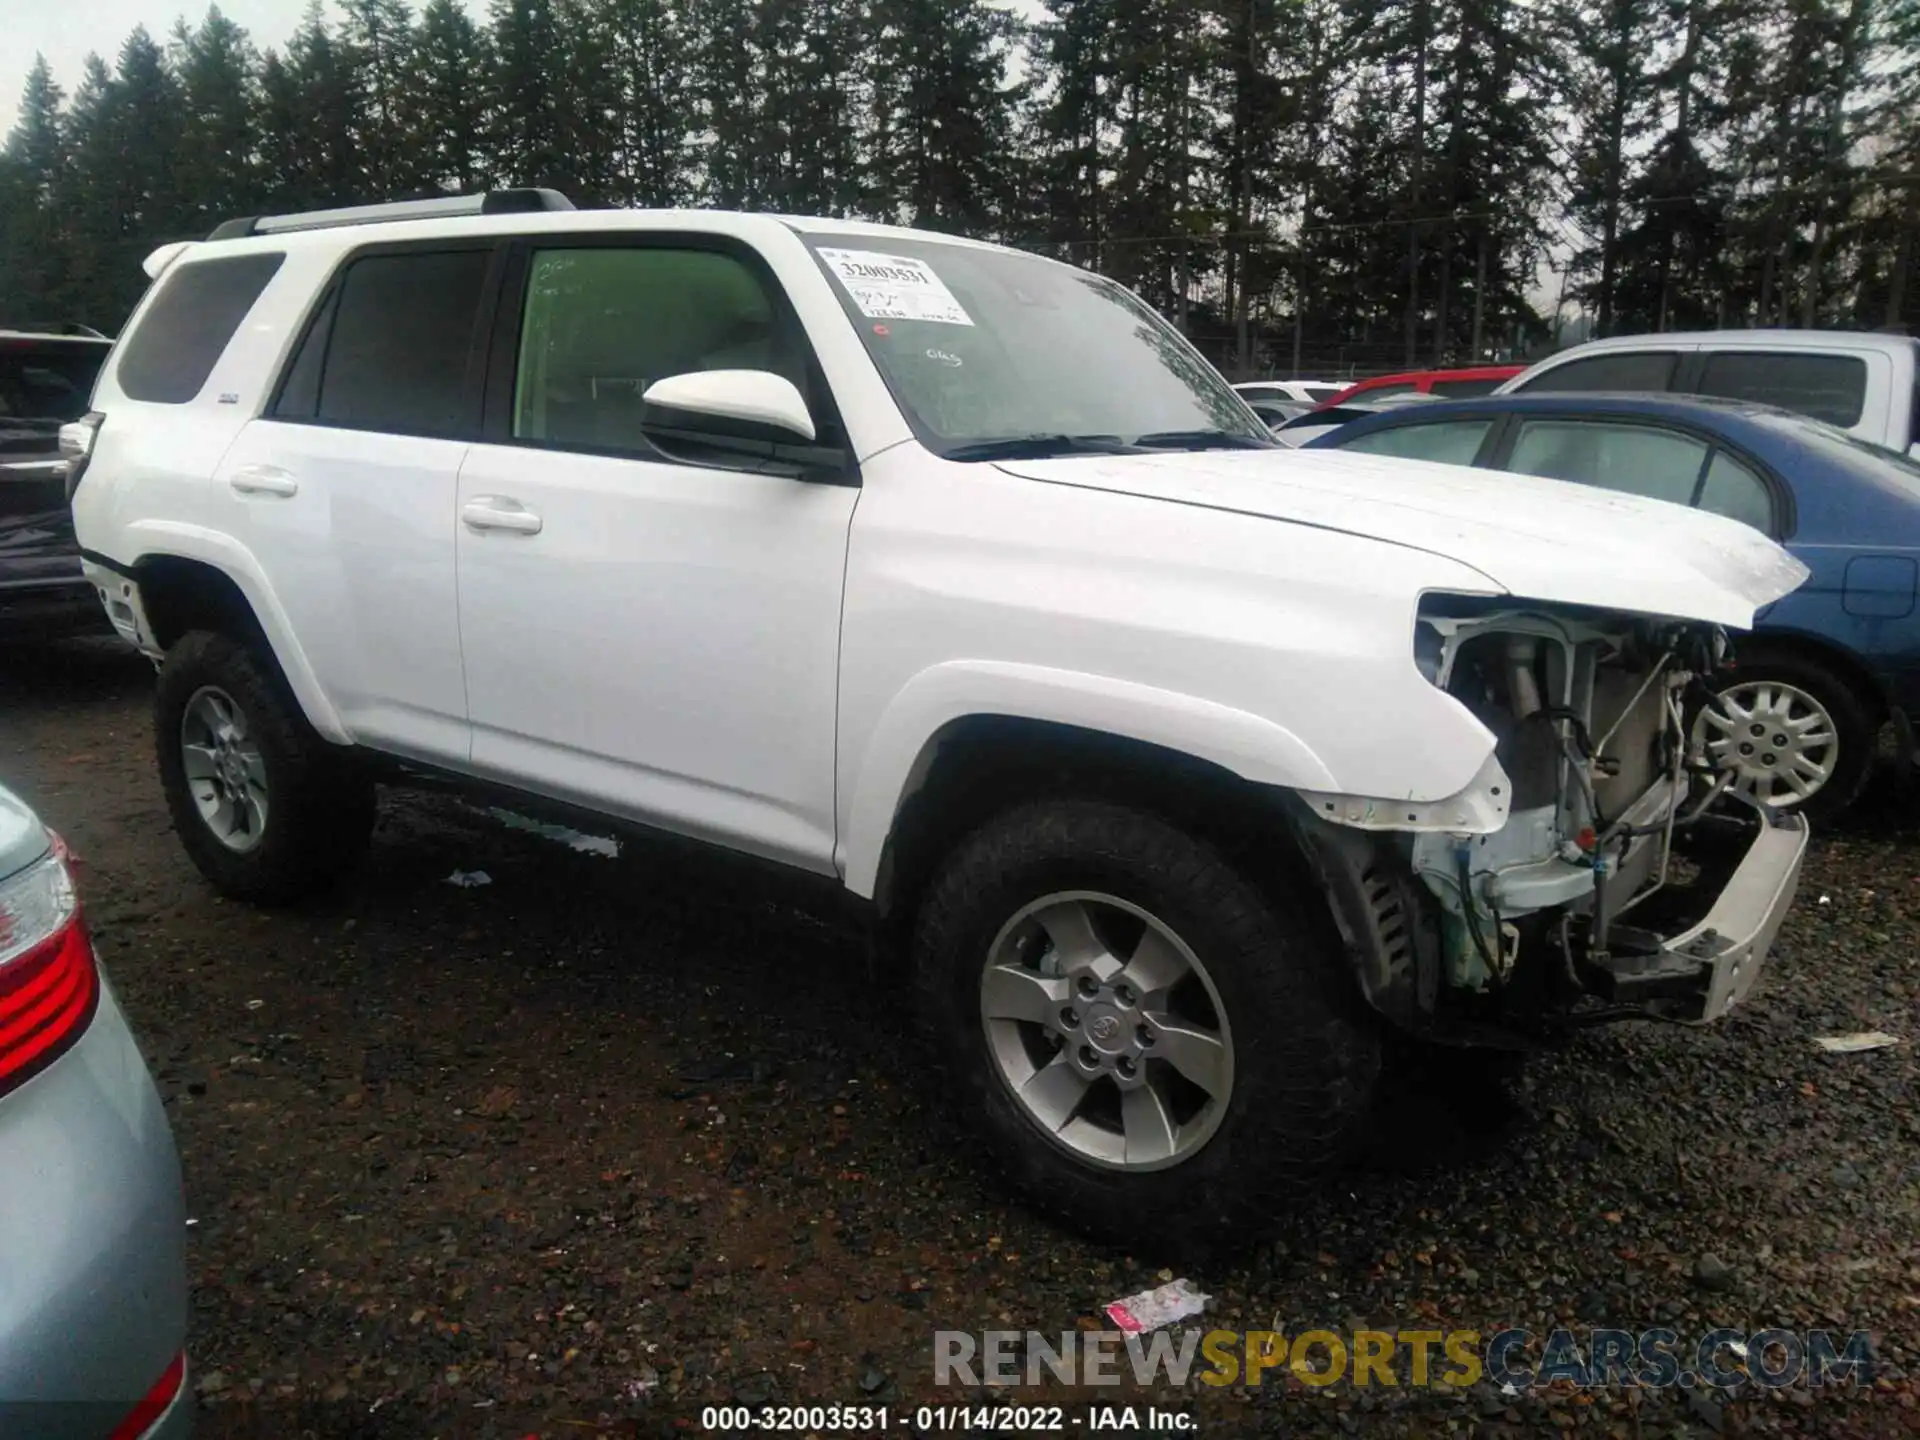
[{"left": 1, "top": 635, "right": 1916, "bottom": 1439}]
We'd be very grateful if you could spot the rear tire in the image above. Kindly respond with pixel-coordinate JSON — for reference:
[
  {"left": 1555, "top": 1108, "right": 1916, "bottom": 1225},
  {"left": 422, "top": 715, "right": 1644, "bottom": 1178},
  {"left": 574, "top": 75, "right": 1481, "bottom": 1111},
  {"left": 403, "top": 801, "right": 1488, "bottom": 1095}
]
[
  {"left": 911, "top": 798, "right": 1379, "bottom": 1248},
  {"left": 155, "top": 630, "right": 375, "bottom": 904}
]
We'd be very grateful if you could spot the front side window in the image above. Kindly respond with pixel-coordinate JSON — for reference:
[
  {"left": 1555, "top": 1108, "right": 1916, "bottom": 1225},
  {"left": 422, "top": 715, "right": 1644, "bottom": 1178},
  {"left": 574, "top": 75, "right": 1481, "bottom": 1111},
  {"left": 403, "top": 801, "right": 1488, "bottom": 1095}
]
[
  {"left": 803, "top": 235, "right": 1264, "bottom": 454},
  {"left": 1695, "top": 350, "right": 1867, "bottom": 428},
  {"left": 1507, "top": 419, "right": 1708, "bottom": 507},
  {"left": 1337, "top": 419, "right": 1494, "bottom": 466},
  {"left": 1516, "top": 351, "right": 1680, "bottom": 395},
  {"left": 275, "top": 248, "right": 490, "bottom": 438},
  {"left": 512, "top": 246, "right": 806, "bottom": 457}
]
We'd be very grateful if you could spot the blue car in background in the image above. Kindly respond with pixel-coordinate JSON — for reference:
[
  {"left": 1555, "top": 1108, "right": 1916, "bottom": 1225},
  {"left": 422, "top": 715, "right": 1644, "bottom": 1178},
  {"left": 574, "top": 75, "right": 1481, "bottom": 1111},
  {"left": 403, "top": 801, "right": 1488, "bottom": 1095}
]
[{"left": 1306, "top": 392, "right": 1920, "bottom": 821}]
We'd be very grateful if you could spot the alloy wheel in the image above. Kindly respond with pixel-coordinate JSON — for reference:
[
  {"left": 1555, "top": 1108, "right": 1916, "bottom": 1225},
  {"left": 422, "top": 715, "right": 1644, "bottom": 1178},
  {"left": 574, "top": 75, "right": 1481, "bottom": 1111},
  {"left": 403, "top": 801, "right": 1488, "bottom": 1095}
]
[
  {"left": 180, "top": 685, "right": 269, "bottom": 852},
  {"left": 980, "top": 891, "right": 1233, "bottom": 1172}
]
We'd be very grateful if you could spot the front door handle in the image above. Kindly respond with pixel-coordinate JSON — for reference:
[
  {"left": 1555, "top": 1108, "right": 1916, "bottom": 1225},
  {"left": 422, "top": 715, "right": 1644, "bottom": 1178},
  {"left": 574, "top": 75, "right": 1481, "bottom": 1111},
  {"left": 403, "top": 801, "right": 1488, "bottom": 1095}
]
[
  {"left": 461, "top": 496, "right": 543, "bottom": 535},
  {"left": 229, "top": 465, "right": 298, "bottom": 497}
]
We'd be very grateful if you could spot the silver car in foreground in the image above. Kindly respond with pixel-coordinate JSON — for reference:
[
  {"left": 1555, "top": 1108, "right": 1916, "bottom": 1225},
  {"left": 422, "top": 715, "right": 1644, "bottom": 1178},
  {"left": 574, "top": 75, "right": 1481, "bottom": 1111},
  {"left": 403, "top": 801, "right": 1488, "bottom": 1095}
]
[{"left": 0, "top": 783, "right": 189, "bottom": 1439}]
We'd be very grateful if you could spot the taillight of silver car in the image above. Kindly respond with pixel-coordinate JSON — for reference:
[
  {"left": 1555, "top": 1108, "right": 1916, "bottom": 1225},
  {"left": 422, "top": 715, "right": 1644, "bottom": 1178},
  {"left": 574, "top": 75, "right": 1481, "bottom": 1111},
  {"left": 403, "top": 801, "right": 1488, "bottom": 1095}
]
[
  {"left": 58, "top": 411, "right": 103, "bottom": 503},
  {"left": 0, "top": 834, "right": 98, "bottom": 1098}
]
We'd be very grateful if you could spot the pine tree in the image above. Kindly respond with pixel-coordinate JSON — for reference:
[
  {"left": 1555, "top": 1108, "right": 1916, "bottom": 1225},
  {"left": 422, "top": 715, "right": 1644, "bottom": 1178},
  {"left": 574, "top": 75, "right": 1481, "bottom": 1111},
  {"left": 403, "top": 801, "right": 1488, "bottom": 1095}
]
[
  {"left": 1559, "top": 0, "right": 1660, "bottom": 334},
  {"left": 792, "top": 0, "right": 868, "bottom": 214},
  {"left": 1, "top": 57, "right": 69, "bottom": 321},
  {"left": 1028, "top": 0, "right": 1119, "bottom": 266},
  {"left": 867, "top": 0, "right": 1022, "bottom": 235},
  {"left": 410, "top": 0, "right": 491, "bottom": 194},
  {"left": 340, "top": 0, "right": 420, "bottom": 198},
  {"left": 592, "top": 0, "right": 695, "bottom": 206},
  {"left": 172, "top": 7, "right": 260, "bottom": 235},
  {"left": 1102, "top": 0, "right": 1211, "bottom": 312},
  {"left": 685, "top": 0, "right": 767, "bottom": 205},
  {"left": 488, "top": 0, "right": 576, "bottom": 191},
  {"left": 1870, "top": 0, "right": 1920, "bottom": 327},
  {"left": 258, "top": 3, "right": 362, "bottom": 208}
]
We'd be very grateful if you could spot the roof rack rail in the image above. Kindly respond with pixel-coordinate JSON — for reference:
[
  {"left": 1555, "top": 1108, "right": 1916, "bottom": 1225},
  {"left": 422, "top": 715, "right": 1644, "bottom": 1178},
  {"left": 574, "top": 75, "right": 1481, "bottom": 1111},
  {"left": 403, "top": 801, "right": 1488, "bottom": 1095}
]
[{"left": 207, "top": 188, "right": 575, "bottom": 242}]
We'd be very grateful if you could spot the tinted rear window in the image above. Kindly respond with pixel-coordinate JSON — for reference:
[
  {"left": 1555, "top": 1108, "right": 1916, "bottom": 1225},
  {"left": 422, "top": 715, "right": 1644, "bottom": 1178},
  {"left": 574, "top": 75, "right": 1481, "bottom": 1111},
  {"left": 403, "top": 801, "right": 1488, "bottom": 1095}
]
[
  {"left": 1695, "top": 350, "right": 1866, "bottom": 427},
  {"left": 0, "top": 343, "right": 107, "bottom": 422},
  {"left": 1429, "top": 377, "right": 1504, "bottom": 397},
  {"left": 116, "top": 253, "right": 285, "bottom": 404},
  {"left": 275, "top": 248, "right": 490, "bottom": 438},
  {"left": 1518, "top": 351, "right": 1679, "bottom": 394}
]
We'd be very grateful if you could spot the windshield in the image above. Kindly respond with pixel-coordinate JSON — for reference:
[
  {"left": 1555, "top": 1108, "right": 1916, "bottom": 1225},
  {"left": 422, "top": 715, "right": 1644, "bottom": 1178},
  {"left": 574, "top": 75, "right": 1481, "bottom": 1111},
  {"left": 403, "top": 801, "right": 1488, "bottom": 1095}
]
[
  {"left": 803, "top": 235, "right": 1269, "bottom": 457},
  {"left": 0, "top": 342, "right": 107, "bottom": 425}
]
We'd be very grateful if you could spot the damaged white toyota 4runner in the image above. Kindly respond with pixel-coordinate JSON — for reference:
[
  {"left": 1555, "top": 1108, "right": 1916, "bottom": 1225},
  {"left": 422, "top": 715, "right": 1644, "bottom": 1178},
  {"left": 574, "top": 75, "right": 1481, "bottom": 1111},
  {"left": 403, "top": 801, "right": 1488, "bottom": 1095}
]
[{"left": 68, "top": 191, "right": 1811, "bottom": 1242}]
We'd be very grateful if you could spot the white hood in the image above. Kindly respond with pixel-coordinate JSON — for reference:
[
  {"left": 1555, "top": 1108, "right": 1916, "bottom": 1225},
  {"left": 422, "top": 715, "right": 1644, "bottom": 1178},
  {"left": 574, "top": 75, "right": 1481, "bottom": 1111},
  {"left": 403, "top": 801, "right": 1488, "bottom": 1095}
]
[{"left": 995, "top": 447, "right": 1811, "bottom": 630}]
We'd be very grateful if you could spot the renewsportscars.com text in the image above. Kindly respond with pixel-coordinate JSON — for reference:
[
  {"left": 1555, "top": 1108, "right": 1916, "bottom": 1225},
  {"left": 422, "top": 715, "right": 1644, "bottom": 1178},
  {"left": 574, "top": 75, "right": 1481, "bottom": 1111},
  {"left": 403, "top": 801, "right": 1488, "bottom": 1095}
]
[{"left": 934, "top": 1327, "right": 1875, "bottom": 1391}]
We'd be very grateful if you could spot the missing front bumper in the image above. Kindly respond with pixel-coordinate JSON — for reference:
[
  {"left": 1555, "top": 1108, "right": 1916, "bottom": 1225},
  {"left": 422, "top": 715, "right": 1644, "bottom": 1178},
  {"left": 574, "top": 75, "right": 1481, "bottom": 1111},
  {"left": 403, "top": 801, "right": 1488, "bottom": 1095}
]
[{"left": 1587, "top": 807, "right": 1810, "bottom": 1022}]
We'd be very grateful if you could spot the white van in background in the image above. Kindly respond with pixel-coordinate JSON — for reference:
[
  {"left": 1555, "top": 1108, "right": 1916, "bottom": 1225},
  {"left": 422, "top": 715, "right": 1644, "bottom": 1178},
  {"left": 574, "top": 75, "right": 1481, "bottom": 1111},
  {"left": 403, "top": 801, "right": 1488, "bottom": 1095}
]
[{"left": 1500, "top": 329, "right": 1920, "bottom": 457}]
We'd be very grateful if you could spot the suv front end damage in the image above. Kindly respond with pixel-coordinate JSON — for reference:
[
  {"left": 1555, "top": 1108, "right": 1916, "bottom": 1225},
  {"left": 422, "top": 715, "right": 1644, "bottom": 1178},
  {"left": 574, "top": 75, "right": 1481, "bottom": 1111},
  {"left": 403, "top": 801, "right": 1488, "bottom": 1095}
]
[{"left": 1298, "top": 595, "right": 1809, "bottom": 1043}]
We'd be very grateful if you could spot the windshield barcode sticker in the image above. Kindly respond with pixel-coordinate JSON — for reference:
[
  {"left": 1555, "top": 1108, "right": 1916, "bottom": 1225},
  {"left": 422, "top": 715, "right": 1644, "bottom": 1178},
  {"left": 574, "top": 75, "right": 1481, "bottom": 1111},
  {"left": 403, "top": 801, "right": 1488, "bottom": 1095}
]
[{"left": 817, "top": 248, "right": 974, "bottom": 326}]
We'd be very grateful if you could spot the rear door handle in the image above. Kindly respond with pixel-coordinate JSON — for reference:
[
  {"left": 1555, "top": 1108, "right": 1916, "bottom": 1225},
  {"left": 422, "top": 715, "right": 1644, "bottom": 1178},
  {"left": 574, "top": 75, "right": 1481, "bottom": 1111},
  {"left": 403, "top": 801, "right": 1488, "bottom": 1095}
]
[
  {"left": 229, "top": 465, "right": 299, "bottom": 497},
  {"left": 461, "top": 496, "right": 543, "bottom": 535}
]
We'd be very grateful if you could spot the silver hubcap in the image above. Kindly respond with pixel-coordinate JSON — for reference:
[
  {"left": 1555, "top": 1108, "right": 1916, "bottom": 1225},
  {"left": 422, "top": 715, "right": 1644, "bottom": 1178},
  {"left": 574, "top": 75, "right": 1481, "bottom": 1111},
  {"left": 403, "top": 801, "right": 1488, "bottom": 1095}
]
[
  {"left": 980, "top": 891, "right": 1233, "bottom": 1172},
  {"left": 180, "top": 686, "right": 269, "bottom": 852},
  {"left": 1694, "top": 681, "right": 1837, "bottom": 807}
]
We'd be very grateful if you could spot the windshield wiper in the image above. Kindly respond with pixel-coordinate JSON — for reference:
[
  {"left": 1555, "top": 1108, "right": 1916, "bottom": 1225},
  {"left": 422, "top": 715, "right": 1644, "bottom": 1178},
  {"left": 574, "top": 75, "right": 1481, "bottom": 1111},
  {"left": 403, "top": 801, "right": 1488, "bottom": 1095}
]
[
  {"left": 1133, "top": 429, "right": 1274, "bottom": 451},
  {"left": 941, "top": 433, "right": 1143, "bottom": 462}
]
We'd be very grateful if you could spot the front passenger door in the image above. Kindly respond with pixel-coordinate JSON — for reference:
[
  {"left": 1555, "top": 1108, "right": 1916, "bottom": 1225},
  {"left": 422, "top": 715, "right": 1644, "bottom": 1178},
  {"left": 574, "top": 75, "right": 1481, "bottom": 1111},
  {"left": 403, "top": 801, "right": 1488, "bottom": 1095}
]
[{"left": 453, "top": 238, "right": 859, "bottom": 874}]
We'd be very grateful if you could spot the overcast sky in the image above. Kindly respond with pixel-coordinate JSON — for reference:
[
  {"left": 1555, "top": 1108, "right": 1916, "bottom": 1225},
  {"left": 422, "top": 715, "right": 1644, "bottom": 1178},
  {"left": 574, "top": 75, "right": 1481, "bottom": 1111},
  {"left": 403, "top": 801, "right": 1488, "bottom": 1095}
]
[{"left": 0, "top": 0, "right": 482, "bottom": 135}]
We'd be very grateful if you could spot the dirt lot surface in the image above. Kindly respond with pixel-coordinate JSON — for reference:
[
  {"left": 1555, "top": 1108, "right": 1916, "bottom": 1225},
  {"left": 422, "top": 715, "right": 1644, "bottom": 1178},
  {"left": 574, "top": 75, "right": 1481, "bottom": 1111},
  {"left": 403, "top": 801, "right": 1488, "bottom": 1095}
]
[{"left": 2, "top": 635, "right": 1916, "bottom": 1438}]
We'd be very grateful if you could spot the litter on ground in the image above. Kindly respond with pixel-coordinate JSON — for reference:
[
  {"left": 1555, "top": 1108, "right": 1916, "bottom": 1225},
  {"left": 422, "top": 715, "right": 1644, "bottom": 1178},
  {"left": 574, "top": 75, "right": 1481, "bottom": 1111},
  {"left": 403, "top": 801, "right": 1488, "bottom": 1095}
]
[
  {"left": 1103, "top": 1277, "right": 1210, "bottom": 1334},
  {"left": 1813, "top": 1031, "right": 1902, "bottom": 1053}
]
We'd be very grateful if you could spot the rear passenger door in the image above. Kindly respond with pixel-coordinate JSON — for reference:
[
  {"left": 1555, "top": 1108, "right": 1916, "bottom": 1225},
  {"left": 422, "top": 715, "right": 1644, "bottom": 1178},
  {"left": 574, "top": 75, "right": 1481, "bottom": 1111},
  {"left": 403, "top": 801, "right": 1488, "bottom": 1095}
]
[
  {"left": 452, "top": 235, "right": 858, "bottom": 874},
  {"left": 213, "top": 241, "right": 500, "bottom": 761}
]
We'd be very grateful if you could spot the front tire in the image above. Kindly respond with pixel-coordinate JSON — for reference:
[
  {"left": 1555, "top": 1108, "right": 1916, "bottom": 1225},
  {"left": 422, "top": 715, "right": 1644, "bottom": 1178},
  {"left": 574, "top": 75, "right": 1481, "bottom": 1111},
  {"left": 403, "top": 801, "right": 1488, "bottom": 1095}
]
[
  {"left": 155, "top": 630, "right": 375, "bottom": 904},
  {"left": 1694, "top": 649, "right": 1880, "bottom": 822},
  {"left": 911, "top": 798, "right": 1379, "bottom": 1247}
]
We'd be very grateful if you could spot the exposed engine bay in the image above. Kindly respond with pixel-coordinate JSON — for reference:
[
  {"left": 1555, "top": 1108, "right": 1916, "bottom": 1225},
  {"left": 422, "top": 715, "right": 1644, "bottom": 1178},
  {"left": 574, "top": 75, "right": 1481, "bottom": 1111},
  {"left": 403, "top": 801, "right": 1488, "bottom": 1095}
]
[{"left": 1299, "top": 595, "right": 1810, "bottom": 1044}]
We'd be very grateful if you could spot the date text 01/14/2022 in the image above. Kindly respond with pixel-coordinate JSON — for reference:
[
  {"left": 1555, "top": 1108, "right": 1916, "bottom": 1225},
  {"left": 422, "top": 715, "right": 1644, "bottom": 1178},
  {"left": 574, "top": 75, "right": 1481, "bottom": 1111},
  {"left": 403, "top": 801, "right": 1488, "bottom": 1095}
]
[{"left": 696, "top": 1404, "right": 1199, "bottom": 1432}]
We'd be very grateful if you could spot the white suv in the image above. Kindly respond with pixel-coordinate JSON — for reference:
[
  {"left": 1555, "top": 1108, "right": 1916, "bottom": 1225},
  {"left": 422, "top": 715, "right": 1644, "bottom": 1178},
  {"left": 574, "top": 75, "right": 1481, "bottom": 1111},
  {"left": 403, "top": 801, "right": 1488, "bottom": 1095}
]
[{"left": 70, "top": 190, "right": 1815, "bottom": 1242}]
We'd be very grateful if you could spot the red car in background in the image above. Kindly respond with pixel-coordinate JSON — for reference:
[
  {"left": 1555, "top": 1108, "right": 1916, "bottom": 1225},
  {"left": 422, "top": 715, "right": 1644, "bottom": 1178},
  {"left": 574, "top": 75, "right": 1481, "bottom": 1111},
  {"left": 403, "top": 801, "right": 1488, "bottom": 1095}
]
[{"left": 1322, "top": 364, "right": 1525, "bottom": 407}]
